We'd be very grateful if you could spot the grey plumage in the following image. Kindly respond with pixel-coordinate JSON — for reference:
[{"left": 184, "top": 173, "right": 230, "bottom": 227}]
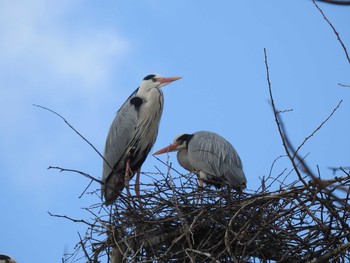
[
  {"left": 102, "top": 74, "right": 181, "bottom": 204},
  {"left": 154, "top": 131, "right": 247, "bottom": 189}
]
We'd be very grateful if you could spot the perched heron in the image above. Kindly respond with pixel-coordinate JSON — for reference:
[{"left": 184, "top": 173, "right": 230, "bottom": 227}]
[
  {"left": 102, "top": 74, "right": 181, "bottom": 204},
  {"left": 0, "top": 255, "right": 17, "bottom": 263},
  {"left": 153, "top": 131, "right": 247, "bottom": 190}
]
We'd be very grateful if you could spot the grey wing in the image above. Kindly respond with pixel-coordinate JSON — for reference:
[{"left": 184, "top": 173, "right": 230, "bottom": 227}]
[
  {"left": 101, "top": 89, "right": 138, "bottom": 203},
  {"left": 222, "top": 142, "right": 247, "bottom": 188},
  {"left": 188, "top": 131, "right": 246, "bottom": 188}
]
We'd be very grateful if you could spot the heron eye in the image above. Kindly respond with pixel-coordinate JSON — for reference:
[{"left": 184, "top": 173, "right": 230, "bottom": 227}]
[{"left": 151, "top": 78, "right": 157, "bottom": 82}]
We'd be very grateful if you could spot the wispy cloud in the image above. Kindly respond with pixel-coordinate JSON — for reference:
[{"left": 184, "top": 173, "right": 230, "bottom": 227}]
[
  {"left": 0, "top": 0, "right": 130, "bottom": 193},
  {"left": 0, "top": 0, "right": 129, "bottom": 88}
]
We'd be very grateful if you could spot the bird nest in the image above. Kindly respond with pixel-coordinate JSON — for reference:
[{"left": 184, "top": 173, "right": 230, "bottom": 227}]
[{"left": 59, "top": 163, "right": 350, "bottom": 263}]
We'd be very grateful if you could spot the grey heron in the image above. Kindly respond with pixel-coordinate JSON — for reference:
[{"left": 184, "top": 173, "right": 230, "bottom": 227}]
[
  {"left": 153, "top": 131, "right": 247, "bottom": 190},
  {"left": 102, "top": 74, "right": 181, "bottom": 205},
  {"left": 0, "top": 255, "right": 17, "bottom": 263}
]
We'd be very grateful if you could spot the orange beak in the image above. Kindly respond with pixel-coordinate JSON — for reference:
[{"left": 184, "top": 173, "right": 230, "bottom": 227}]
[
  {"left": 157, "top": 76, "right": 182, "bottom": 85},
  {"left": 153, "top": 142, "right": 179, "bottom": 155}
]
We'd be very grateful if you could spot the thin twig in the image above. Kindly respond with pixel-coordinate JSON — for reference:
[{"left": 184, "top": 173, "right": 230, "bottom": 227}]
[
  {"left": 316, "top": 0, "right": 350, "bottom": 5},
  {"left": 293, "top": 100, "right": 342, "bottom": 160},
  {"left": 33, "top": 104, "right": 113, "bottom": 173},
  {"left": 78, "top": 232, "right": 92, "bottom": 262},
  {"left": 264, "top": 48, "right": 309, "bottom": 187},
  {"left": 312, "top": 0, "right": 350, "bottom": 64},
  {"left": 338, "top": 83, "right": 350, "bottom": 88},
  {"left": 48, "top": 166, "right": 103, "bottom": 184},
  {"left": 48, "top": 211, "right": 93, "bottom": 226}
]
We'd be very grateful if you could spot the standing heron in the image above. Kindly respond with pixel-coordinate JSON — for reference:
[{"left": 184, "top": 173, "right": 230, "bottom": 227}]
[
  {"left": 102, "top": 74, "right": 181, "bottom": 205},
  {"left": 153, "top": 131, "right": 247, "bottom": 190}
]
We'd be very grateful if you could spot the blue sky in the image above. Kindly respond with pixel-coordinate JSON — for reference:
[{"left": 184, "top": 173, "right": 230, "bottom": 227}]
[{"left": 0, "top": 1, "right": 349, "bottom": 262}]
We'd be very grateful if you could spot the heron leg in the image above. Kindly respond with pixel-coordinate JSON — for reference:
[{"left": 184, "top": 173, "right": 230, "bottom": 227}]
[
  {"left": 196, "top": 179, "right": 204, "bottom": 204},
  {"left": 135, "top": 168, "right": 142, "bottom": 205},
  {"left": 226, "top": 186, "right": 232, "bottom": 205},
  {"left": 125, "top": 160, "right": 132, "bottom": 197}
]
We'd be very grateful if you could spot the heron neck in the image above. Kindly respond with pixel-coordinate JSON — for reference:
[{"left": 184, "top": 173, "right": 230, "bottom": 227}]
[{"left": 177, "top": 149, "right": 193, "bottom": 172}]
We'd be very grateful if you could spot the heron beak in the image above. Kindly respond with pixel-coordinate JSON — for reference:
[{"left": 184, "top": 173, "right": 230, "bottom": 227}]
[
  {"left": 157, "top": 76, "right": 182, "bottom": 86},
  {"left": 153, "top": 143, "right": 179, "bottom": 155}
]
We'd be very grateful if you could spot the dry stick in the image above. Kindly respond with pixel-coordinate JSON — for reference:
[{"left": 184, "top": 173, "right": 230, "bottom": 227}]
[
  {"left": 79, "top": 180, "right": 94, "bottom": 198},
  {"left": 264, "top": 48, "right": 309, "bottom": 188},
  {"left": 165, "top": 160, "right": 195, "bottom": 260},
  {"left": 306, "top": 241, "right": 350, "bottom": 263},
  {"left": 48, "top": 211, "right": 93, "bottom": 226},
  {"left": 278, "top": 100, "right": 342, "bottom": 181},
  {"left": 152, "top": 155, "right": 184, "bottom": 176},
  {"left": 264, "top": 49, "right": 350, "bottom": 224},
  {"left": 78, "top": 232, "right": 93, "bottom": 262},
  {"left": 277, "top": 103, "right": 349, "bottom": 206},
  {"left": 264, "top": 48, "right": 343, "bottom": 187},
  {"left": 293, "top": 100, "right": 343, "bottom": 162},
  {"left": 338, "top": 83, "right": 350, "bottom": 88},
  {"left": 48, "top": 166, "right": 101, "bottom": 198},
  {"left": 48, "top": 166, "right": 103, "bottom": 184},
  {"left": 33, "top": 104, "right": 114, "bottom": 178},
  {"left": 329, "top": 166, "right": 350, "bottom": 175},
  {"left": 340, "top": 167, "right": 350, "bottom": 176},
  {"left": 92, "top": 173, "right": 350, "bottom": 261},
  {"left": 316, "top": 0, "right": 350, "bottom": 6},
  {"left": 225, "top": 199, "right": 258, "bottom": 262},
  {"left": 312, "top": 0, "right": 350, "bottom": 64},
  {"left": 185, "top": 249, "right": 220, "bottom": 263}
]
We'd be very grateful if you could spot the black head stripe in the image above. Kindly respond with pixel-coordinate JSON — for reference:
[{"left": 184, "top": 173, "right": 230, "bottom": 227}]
[
  {"left": 177, "top": 134, "right": 194, "bottom": 146},
  {"left": 130, "top": 96, "right": 143, "bottom": 110},
  {"left": 143, "top": 74, "right": 156, "bottom": 80},
  {"left": 0, "top": 255, "right": 12, "bottom": 260}
]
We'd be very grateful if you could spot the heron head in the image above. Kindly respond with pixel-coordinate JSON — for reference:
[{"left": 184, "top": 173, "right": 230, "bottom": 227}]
[
  {"left": 0, "top": 254, "right": 17, "bottom": 263},
  {"left": 139, "top": 74, "right": 181, "bottom": 93},
  {"left": 153, "top": 133, "right": 193, "bottom": 155},
  {"left": 173, "top": 133, "right": 194, "bottom": 150}
]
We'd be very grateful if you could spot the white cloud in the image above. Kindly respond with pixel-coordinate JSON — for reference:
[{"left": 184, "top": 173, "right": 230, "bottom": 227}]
[
  {"left": 0, "top": 0, "right": 129, "bottom": 88},
  {"left": 0, "top": 0, "right": 130, "bottom": 193}
]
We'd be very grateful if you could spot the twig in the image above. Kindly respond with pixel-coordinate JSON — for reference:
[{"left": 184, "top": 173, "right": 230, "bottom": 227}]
[
  {"left": 185, "top": 249, "right": 220, "bottom": 263},
  {"left": 78, "top": 232, "right": 92, "bottom": 262},
  {"left": 316, "top": 0, "right": 350, "bottom": 5},
  {"left": 293, "top": 100, "right": 342, "bottom": 160},
  {"left": 48, "top": 211, "right": 93, "bottom": 226},
  {"left": 264, "top": 48, "right": 310, "bottom": 187},
  {"left": 312, "top": 0, "right": 350, "bottom": 64},
  {"left": 33, "top": 104, "right": 113, "bottom": 173},
  {"left": 48, "top": 166, "right": 103, "bottom": 185},
  {"left": 328, "top": 166, "right": 350, "bottom": 175},
  {"left": 338, "top": 83, "right": 350, "bottom": 88},
  {"left": 55, "top": 168, "right": 350, "bottom": 261},
  {"left": 306, "top": 241, "right": 350, "bottom": 262},
  {"left": 79, "top": 179, "right": 94, "bottom": 198}
]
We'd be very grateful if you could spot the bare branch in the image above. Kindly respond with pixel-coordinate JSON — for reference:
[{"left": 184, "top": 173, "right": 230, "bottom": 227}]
[
  {"left": 33, "top": 104, "right": 113, "bottom": 173},
  {"left": 312, "top": 0, "right": 350, "bottom": 64},
  {"left": 338, "top": 83, "right": 350, "bottom": 88},
  {"left": 78, "top": 232, "right": 92, "bottom": 262},
  {"left": 48, "top": 166, "right": 103, "bottom": 185},
  {"left": 328, "top": 166, "right": 350, "bottom": 175},
  {"left": 316, "top": 0, "right": 350, "bottom": 5},
  {"left": 52, "top": 164, "right": 350, "bottom": 262},
  {"left": 264, "top": 48, "right": 310, "bottom": 187},
  {"left": 293, "top": 100, "right": 342, "bottom": 159},
  {"left": 48, "top": 211, "right": 93, "bottom": 226}
]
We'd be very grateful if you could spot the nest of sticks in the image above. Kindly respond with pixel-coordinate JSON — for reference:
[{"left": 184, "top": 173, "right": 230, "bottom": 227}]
[{"left": 63, "top": 162, "right": 350, "bottom": 263}]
